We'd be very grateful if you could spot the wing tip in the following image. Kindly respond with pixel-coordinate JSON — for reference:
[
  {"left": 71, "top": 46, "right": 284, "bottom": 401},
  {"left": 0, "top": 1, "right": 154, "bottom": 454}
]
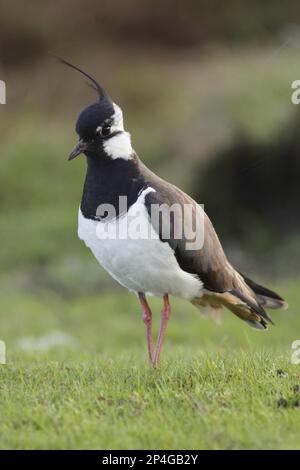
[{"left": 245, "top": 319, "right": 267, "bottom": 330}]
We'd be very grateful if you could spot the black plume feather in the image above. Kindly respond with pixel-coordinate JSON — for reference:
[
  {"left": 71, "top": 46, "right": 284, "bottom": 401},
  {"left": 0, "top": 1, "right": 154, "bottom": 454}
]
[{"left": 57, "top": 57, "right": 108, "bottom": 101}]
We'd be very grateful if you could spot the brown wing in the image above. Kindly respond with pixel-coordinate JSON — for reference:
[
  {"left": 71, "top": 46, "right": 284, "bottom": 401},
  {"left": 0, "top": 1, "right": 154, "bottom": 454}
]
[{"left": 139, "top": 160, "right": 285, "bottom": 328}]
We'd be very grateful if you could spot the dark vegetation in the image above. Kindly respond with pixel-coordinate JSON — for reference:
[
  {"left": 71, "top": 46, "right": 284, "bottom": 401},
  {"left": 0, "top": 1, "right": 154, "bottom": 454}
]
[
  {"left": 192, "top": 112, "right": 300, "bottom": 247},
  {"left": 1, "top": 1, "right": 300, "bottom": 65}
]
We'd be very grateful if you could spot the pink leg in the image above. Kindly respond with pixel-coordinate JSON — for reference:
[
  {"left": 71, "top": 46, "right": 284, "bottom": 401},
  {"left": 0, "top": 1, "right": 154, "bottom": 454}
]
[
  {"left": 138, "top": 293, "right": 154, "bottom": 363},
  {"left": 153, "top": 294, "right": 171, "bottom": 367}
]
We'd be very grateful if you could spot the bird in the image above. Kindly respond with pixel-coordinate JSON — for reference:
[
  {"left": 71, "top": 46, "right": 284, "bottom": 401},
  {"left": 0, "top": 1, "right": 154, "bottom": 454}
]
[{"left": 63, "top": 59, "right": 288, "bottom": 367}]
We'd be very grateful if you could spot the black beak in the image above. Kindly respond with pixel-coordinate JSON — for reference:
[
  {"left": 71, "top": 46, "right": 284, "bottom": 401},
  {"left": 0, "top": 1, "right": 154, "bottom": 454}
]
[{"left": 68, "top": 139, "right": 87, "bottom": 161}]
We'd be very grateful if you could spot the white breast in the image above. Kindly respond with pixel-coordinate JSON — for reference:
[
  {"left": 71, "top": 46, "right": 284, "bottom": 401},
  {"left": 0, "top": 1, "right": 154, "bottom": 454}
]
[{"left": 78, "top": 188, "right": 203, "bottom": 299}]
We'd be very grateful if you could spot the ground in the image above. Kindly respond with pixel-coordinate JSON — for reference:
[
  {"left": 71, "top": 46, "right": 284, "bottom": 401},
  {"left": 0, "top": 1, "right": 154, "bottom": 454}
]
[{"left": 0, "top": 280, "right": 299, "bottom": 450}]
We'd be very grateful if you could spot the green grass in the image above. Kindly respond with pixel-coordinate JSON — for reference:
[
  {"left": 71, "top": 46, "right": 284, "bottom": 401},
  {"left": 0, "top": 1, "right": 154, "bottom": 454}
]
[{"left": 0, "top": 280, "right": 300, "bottom": 450}]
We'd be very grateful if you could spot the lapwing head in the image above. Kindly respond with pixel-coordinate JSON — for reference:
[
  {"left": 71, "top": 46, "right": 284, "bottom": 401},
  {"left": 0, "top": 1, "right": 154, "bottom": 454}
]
[{"left": 61, "top": 60, "right": 133, "bottom": 161}]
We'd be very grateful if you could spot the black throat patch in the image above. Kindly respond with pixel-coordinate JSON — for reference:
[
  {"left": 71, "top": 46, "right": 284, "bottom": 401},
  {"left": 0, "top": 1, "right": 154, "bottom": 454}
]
[{"left": 80, "top": 155, "right": 146, "bottom": 220}]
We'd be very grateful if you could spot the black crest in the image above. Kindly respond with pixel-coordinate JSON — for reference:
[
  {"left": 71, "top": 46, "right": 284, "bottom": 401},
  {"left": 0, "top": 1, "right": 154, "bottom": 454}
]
[{"left": 60, "top": 58, "right": 115, "bottom": 139}]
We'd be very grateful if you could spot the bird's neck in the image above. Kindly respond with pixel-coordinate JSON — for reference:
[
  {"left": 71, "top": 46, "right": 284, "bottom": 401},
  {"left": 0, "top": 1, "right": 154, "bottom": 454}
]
[{"left": 80, "top": 153, "right": 146, "bottom": 220}]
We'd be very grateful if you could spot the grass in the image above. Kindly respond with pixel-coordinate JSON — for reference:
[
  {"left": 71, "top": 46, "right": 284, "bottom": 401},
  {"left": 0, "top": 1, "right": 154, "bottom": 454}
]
[
  {"left": 1, "top": 352, "right": 299, "bottom": 450},
  {"left": 0, "top": 280, "right": 300, "bottom": 450}
]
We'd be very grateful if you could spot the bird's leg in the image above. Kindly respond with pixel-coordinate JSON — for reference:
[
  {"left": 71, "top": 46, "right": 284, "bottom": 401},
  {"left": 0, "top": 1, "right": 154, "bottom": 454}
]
[
  {"left": 138, "top": 293, "right": 154, "bottom": 364},
  {"left": 153, "top": 294, "right": 171, "bottom": 367}
]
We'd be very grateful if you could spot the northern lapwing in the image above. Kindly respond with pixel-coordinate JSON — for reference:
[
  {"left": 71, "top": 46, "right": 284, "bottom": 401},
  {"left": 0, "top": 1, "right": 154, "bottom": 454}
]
[{"left": 64, "top": 60, "right": 288, "bottom": 367}]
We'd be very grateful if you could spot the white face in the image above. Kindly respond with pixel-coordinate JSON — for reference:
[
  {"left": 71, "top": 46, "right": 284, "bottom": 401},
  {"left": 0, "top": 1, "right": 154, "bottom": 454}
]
[
  {"left": 110, "top": 103, "right": 124, "bottom": 131},
  {"left": 97, "top": 103, "right": 133, "bottom": 161}
]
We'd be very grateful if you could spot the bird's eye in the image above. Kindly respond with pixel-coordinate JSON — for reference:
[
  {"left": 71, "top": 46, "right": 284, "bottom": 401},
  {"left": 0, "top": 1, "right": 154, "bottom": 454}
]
[{"left": 100, "top": 125, "right": 111, "bottom": 137}]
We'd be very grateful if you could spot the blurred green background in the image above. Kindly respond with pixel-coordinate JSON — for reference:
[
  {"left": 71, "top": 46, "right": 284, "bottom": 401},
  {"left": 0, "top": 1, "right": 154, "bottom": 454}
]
[
  {"left": 0, "top": 0, "right": 300, "bottom": 362},
  {"left": 2, "top": 0, "right": 300, "bottom": 450}
]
